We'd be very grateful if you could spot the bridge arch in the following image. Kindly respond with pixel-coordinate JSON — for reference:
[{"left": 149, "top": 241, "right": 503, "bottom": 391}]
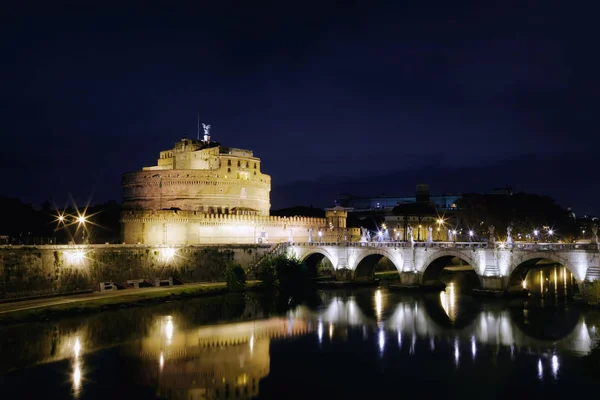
[
  {"left": 299, "top": 250, "right": 336, "bottom": 278},
  {"left": 353, "top": 248, "right": 403, "bottom": 281},
  {"left": 420, "top": 250, "right": 482, "bottom": 286},
  {"left": 507, "top": 253, "right": 582, "bottom": 291}
]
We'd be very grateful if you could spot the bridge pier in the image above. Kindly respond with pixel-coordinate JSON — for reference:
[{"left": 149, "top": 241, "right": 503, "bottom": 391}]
[
  {"left": 480, "top": 276, "right": 505, "bottom": 290},
  {"left": 399, "top": 271, "right": 420, "bottom": 286}
]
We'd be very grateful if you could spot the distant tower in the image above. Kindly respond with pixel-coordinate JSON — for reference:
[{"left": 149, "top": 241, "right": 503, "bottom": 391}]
[
  {"left": 416, "top": 184, "right": 430, "bottom": 203},
  {"left": 202, "top": 123, "right": 211, "bottom": 143},
  {"left": 325, "top": 206, "right": 348, "bottom": 229}
]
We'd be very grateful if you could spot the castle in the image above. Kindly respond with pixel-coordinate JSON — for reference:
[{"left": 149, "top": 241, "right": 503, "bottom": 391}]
[{"left": 121, "top": 127, "right": 358, "bottom": 244}]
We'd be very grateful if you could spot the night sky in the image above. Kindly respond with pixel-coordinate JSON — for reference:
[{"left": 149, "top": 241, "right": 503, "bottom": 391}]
[{"left": 1, "top": 2, "right": 597, "bottom": 214}]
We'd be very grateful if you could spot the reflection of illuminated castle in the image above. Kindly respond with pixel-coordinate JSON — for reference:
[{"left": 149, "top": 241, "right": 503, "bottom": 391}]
[
  {"left": 121, "top": 132, "right": 358, "bottom": 244},
  {"left": 136, "top": 316, "right": 309, "bottom": 399}
]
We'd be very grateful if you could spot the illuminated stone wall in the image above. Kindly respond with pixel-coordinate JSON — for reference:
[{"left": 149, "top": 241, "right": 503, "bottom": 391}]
[
  {"left": 121, "top": 210, "right": 330, "bottom": 245},
  {"left": 0, "top": 244, "right": 274, "bottom": 298},
  {"left": 122, "top": 139, "right": 271, "bottom": 216}
]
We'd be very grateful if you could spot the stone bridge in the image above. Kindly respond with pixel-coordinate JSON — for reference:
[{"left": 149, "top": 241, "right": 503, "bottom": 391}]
[{"left": 288, "top": 241, "right": 600, "bottom": 290}]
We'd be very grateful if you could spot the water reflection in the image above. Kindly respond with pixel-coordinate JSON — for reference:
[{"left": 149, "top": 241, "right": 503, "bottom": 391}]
[
  {"left": 0, "top": 289, "right": 599, "bottom": 398},
  {"left": 524, "top": 265, "right": 577, "bottom": 300},
  {"left": 71, "top": 336, "right": 83, "bottom": 397}
]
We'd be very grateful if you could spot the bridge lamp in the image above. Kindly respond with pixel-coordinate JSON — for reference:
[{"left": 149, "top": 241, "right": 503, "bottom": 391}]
[
  {"left": 468, "top": 230, "right": 474, "bottom": 237},
  {"left": 381, "top": 223, "right": 387, "bottom": 230},
  {"left": 548, "top": 229, "right": 554, "bottom": 236},
  {"left": 533, "top": 229, "right": 539, "bottom": 237},
  {"left": 498, "top": 242, "right": 506, "bottom": 249},
  {"left": 58, "top": 215, "right": 65, "bottom": 222},
  {"left": 77, "top": 215, "right": 86, "bottom": 224}
]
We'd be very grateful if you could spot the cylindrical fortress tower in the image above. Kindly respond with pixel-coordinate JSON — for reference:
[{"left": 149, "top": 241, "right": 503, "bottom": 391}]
[{"left": 122, "top": 138, "right": 271, "bottom": 216}]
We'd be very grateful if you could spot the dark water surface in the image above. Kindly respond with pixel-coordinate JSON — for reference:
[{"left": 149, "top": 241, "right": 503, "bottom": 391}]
[{"left": 1, "top": 285, "right": 599, "bottom": 399}]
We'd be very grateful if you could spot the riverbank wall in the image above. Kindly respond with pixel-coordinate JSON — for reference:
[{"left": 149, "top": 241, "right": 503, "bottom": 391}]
[{"left": 0, "top": 244, "right": 275, "bottom": 299}]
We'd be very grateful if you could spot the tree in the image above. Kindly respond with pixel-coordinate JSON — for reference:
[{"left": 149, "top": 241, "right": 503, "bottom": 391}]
[
  {"left": 258, "top": 254, "right": 307, "bottom": 294},
  {"left": 225, "top": 262, "right": 246, "bottom": 292}
]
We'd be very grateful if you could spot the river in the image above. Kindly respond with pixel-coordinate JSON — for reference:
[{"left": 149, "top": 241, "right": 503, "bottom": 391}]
[{"left": 0, "top": 281, "right": 599, "bottom": 399}]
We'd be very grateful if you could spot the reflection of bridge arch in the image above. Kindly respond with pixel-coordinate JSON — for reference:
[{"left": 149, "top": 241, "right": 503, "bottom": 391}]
[
  {"left": 420, "top": 250, "right": 482, "bottom": 285},
  {"left": 508, "top": 253, "right": 583, "bottom": 288},
  {"left": 509, "top": 304, "right": 581, "bottom": 342},
  {"left": 421, "top": 292, "right": 482, "bottom": 330},
  {"left": 352, "top": 249, "right": 403, "bottom": 280}
]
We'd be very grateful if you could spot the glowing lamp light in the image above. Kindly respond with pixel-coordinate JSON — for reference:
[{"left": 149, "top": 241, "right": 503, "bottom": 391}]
[
  {"left": 548, "top": 229, "right": 554, "bottom": 236},
  {"left": 378, "top": 231, "right": 383, "bottom": 238},
  {"left": 77, "top": 216, "right": 86, "bottom": 224},
  {"left": 533, "top": 230, "right": 539, "bottom": 236},
  {"left": 452, "top": 230, "right": 457, "bottom": 235},
  {"left": 58, "top": 215, "right": 65, "bottom": 222},
  {"left": 468, "top": 230, "right": 474, "bottom": 237},
  {"left": 498, "top": 242, "right": 506, "bottom": 249},
  {"left": 65, "top": 250, "right": 85, "bottom": 265},
  {"left": 318, "top": 231, "right": 323, "bottom": 237},
  {"left": 437, "top": 219, "right": 444, "bottom": 225},
  {"left": 160, "top": 247, "right": 176, "bottom": 262}
]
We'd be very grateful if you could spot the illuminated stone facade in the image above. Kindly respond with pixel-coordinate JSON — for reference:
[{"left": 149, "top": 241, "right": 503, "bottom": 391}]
[
  {"left": 121, "top": 137, "right": 359, "bottom": 245},
  {"left": 123, "top": 138, "right": 271, "bottom": 216}
]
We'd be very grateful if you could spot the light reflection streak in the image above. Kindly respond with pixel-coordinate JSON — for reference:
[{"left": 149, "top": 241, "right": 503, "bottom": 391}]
[
  {"left": 398, "top": 332, "right": 402, "bottom": 349},
  {"left": 250, "top": 334, "right": 255, "bottom": 354},
  {"left": 378, "top": 329, "right": 385, "bottom": 354},
  {"left": 164, "top": 316, "right": 174, "bottom": 344},
  {"left": 430, "top": 337, "right": 435, "bottom": 352},
  {"left": 538, "top": 359, "right": 543, "bottom": 379},
  {"left": 375, "top": 290, "right": 382, "bottom": 321},
  {"left": 440, "top": 283, "right": 457, "bottom": 322},
  {"left": 471, "top": 336, "right": 476, "bottom": 360},
  {"left": 454, "top": 339, "right": 459, "bottom": 366},
  {"left": 317, "top": 319, "right": 323, "bottom": 343},
  {"left": 329, "top": 323, "right": 333, "bottom": 340},
  {"left": 551, "top": 355, "right": 559, "bottom": 378},
  {"left": 159, "top": 352, "right": 164, "bottom": 370},
  {"left": 71, "top": 336, "right": 83, "bottom": 397}
]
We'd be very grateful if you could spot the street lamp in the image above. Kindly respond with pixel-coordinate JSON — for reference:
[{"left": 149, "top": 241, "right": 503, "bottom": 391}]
[
  {"left": 533, "top": 229, "right": 539, "bottom": 243},
  {"left": 468, "top": 230, "right": 474, "bottom": 242},
  {"left": 548, "top": 229, "right": 554, "bottom": 243},
  {"left": 452, "top": 230, "right": 457, "bottom": 243},
  {"left": 318, "top": 230, "right": 323, "bottom": 243}
]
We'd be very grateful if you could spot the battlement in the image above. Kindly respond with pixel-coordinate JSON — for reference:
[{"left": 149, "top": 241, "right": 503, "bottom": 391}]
[{"left": 121, "top": 209, "right": 326, "bottom": 227}]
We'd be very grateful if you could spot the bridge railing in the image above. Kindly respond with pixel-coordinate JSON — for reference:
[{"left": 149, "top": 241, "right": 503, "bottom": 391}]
[{"left": 291, "top": 241, "right": 600, "bottom": 252}]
